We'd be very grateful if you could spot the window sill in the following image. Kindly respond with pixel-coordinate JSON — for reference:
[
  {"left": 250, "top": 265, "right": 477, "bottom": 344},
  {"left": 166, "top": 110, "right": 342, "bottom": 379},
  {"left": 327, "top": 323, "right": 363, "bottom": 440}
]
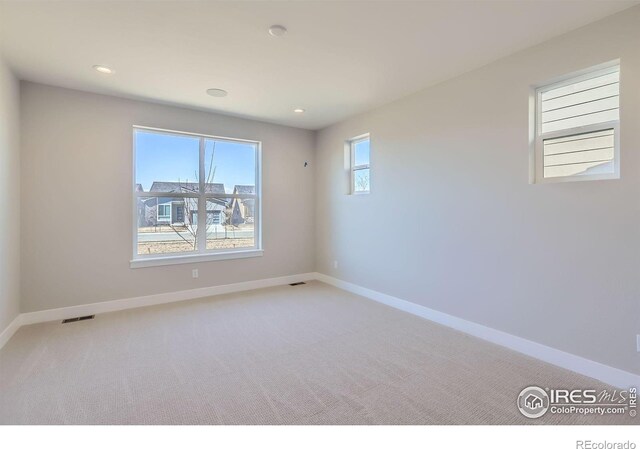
[
  {"left": 535, "top": 172, "right": 619, "bottom": 184},
  {"left": 130, "top": 249, "right": 263, "bottom": 269}
]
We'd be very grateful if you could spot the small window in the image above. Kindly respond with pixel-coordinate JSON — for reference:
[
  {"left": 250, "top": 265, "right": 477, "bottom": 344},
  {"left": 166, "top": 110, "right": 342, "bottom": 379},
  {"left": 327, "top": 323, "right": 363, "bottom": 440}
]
[
  {"left": 157, "top": 204, "right": 171, "bottom": 221},
  {"left": 350, "top": 135, "right": 370, "bottom": 193},
  {"left": 533, "top": 63, "right": 620, "bottom": 182}
]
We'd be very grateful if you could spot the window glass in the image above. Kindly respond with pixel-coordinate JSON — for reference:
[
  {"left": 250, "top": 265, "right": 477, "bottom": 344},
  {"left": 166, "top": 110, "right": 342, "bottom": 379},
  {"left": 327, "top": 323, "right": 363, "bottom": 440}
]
[
  {"left": 353, "top": 168, "right": 370, "bottom": 193},
  {"left": 204, "top": 139, "right": 256, "bottom": 194},
  {"left": 136, "top": 197, "right": 198, "bottom": 255},
  {"left": 354, "top": 139, "right": 370, "bottom": 167},
  {"left": 134, "top": 129, "right": 259, "bottom": 261},
  {"left": 350, "top": 135, "right": 370, "bottom": 193},
  {"left": 135, "top": 131, "right": 200, "bottom": 192},
  {"left": 206, "top": 198, "right": 255, "bottom": 251},
  {"left": 535, "top": 64, "right": 620, "bottom": 182}
]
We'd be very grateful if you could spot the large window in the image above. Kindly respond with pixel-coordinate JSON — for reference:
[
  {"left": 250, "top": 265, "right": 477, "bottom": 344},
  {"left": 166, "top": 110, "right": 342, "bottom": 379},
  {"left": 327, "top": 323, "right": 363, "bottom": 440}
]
[
  {"left": 132, "top": 127, "right": 261, "bottom": 267},
  {"left": 349, "top": 134, "right": 370, "bottom": 194},
  {"left": 533, "top": 63, "right": 620, "bottom": 182}
]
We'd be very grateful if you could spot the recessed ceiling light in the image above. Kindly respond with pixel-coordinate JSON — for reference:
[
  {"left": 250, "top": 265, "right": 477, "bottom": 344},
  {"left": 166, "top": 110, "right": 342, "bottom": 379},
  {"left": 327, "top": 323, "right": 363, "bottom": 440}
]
[
  {"left": 93, "top": 65, "right": 114, "bottom": 75},
  {"left": 268, "top": 25, "right": 287, "bottom": 37},
  {"left": 206, "top": 88, "right": 228, "bottom": 98},
  {"left": 294, "top": 108, "right": 305, "bottom": 114}
]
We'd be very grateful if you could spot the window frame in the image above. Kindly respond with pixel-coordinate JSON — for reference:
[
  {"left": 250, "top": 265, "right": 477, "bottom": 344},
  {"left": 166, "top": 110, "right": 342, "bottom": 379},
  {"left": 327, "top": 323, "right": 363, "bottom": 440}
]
[
  {"left": 531, "top": 62, "right": 620, "bottom": 184},
  {"left": 131, "top": 126, "right": 262, "bottom": 268},
  {"left": 349, "top": 134, "right": 371, "bottom": 194}
]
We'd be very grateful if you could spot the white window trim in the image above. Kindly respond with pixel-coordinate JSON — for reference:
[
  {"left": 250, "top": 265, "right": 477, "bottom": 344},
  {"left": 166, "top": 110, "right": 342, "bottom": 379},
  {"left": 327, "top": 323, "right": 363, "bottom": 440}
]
[
  {"left": 350, "top": 134, "right": 370, "bottom": 194},
  {"left": 130, "top": 249, "right": 264, "bottom": 269},
  {"left": 131, "top": 126, "right": 262, "bottom": 268},
  {"left": 530, "top": 61, "right": 620, "bottom": 184}
]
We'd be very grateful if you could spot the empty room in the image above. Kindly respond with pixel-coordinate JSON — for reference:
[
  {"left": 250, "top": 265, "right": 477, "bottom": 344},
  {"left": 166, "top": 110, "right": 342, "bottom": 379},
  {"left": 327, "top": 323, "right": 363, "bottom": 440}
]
[{"left": 0, "top": 0, "right": 638, "bottom": 444}]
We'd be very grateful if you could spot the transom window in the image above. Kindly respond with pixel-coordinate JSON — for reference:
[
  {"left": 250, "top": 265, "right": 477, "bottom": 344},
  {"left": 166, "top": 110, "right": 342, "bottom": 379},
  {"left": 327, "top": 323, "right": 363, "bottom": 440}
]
[
  {"left": 132, "top": 127, "right": 261, "bottom": 267},
  {"left": 533, "top": 63, "right": 620, "bottom": 182},
  {"left": 350, "top": 135, "right": 370, "bottom": 194}
]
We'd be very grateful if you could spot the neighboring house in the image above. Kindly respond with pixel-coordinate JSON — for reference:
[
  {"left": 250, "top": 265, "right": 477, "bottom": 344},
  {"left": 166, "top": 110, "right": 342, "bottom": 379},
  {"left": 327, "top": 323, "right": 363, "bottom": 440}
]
[
  {"left": 137, "top": 182, "right": 228, "bottom": 227},
  {"left": 230, "top": 185, "right": 255, "bottom": 226}
]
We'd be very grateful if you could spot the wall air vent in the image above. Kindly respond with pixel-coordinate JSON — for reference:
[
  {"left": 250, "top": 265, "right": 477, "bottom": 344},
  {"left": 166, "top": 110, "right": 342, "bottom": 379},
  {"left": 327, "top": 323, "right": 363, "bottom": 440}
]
[{"left": 62, "top": 315, "right": 95, "bottom": 324}]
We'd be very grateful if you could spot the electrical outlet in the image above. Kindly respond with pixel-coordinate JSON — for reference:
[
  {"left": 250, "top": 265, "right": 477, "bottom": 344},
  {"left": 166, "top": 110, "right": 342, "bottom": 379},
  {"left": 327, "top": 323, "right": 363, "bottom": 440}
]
[
  {"left": 333, "top": 260, "right": 338, "bottom": 269},
  {"left": 192, "top": 269, "right": 199, "bottom": 279}
]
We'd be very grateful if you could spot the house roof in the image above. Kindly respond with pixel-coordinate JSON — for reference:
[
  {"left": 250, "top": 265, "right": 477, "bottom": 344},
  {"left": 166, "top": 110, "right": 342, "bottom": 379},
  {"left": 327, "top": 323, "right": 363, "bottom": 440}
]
[
  {"left": 233, "top": 185, "right": 255, "bottom": 195},
  {"left": 149, "top": 182, "right": 225, "bottom": 194}
]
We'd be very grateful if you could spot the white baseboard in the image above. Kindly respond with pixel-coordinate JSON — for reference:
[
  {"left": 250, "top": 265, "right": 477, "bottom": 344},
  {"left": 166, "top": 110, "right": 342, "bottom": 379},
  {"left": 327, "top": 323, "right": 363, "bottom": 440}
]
[
  {"left": 314, "top": 272, "right": 639, "bottom": 389},
  {"left": 0, "top": 273, "right": 315, "bottom": 350},
  {"left": 0, "top": 314, "right": 22, "bottom": 350},
  {"left": 3, "top": 270, "right": 638, "bottom": 390},
  {"left": 19, "top": 272, "right": 315, "bottom": 326}
]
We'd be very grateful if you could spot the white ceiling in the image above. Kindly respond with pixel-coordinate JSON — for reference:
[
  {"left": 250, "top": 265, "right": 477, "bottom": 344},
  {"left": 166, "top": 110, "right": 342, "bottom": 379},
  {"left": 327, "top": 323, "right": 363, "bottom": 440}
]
[{"left": 0, "top": 1, "right": 636, "bottom": 130}]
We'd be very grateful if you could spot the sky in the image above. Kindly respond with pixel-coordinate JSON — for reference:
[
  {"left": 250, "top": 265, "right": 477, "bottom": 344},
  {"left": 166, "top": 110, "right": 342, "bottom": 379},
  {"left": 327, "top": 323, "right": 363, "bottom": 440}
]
[
  {"left": 135, "top": 130, "right": 256, "bottom": 194},
  {"left": 354, "top": 139, "right": 370, "bottom": 166}
]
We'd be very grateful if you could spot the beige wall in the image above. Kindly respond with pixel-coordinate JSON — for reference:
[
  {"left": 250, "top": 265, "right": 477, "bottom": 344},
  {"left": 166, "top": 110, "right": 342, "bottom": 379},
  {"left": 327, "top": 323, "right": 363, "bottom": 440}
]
[
  {"left": 0, "top": 56, "right": 20, "bottom": 331},
  {"left": 315, "top": 8, "right": 640, "bottom": 374},
  {"left": 20, "top": 83, "right": 315, "bottom": 313}
]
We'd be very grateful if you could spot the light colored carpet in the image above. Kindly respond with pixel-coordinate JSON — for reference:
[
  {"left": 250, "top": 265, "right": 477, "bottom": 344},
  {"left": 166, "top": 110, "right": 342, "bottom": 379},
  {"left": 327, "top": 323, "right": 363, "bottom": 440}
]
[{"left": 0, "top": 281, "right": 634, "bottom": 425}]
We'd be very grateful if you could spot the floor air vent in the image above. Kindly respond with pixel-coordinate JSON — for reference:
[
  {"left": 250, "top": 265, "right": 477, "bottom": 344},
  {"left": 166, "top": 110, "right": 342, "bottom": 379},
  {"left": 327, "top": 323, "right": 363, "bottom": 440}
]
[
  {"left": 289, "top": 282, "right": 306, "bottom": 286},
  {"left": 62, "top": 315, "right": 95, "bottom": 324}
]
